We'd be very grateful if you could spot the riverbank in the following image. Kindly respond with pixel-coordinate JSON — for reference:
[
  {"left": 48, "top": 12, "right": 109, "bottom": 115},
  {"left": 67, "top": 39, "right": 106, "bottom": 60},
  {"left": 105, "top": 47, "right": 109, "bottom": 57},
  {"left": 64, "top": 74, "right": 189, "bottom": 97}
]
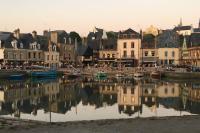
[
  {"left": 0, "top": 115, "right": 200, "bottom": 133},
  {"left": 1, "top": 68, "right": 200, "bottom": 80}
]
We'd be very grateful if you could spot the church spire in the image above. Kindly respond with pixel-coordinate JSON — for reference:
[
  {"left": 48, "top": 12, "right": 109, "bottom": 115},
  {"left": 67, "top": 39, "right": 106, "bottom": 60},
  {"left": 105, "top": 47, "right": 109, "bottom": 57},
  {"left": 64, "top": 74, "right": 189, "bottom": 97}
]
[{"left": 179, "top": 18, "right": 182, "bottom": 27}]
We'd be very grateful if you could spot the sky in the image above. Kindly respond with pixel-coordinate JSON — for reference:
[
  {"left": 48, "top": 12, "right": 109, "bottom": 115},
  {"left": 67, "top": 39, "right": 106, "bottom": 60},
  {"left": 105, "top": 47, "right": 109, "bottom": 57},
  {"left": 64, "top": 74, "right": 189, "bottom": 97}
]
[{"left": 0, "top": 0, "right": 200, "bottom": 36}]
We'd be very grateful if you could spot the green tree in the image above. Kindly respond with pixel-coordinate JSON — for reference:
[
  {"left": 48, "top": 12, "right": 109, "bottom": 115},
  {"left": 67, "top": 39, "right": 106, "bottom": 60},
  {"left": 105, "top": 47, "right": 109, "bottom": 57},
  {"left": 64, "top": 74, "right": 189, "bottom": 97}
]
[{"left": 69, "top": 31, "right": 82, "bottom": 43}]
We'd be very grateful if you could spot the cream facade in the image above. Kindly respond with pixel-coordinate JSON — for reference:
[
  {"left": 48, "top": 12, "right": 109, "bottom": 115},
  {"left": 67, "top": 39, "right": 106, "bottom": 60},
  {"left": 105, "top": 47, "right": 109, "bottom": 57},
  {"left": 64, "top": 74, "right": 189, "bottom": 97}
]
[
  {"left": 158, "top": 48, "right": 180, "bottom": 65},
  {"left": 157, "top": 83, "right": 180, "bottom": 98},
  {"left": 44, "top": 51, "right": 59, "bottom": 68},
  {"left": 117, "top": 84, "right": 141, "bottom": 106},
  {"left": 117, "top": 39, "right": 141, "bottom": 59}
]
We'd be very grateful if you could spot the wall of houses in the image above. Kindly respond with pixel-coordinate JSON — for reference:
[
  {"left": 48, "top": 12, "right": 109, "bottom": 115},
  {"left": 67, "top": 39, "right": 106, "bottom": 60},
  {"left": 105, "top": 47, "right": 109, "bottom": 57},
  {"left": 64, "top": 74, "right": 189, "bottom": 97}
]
[
  {"left": 44, "top": 51, "right": 60, "bottom": 68},
  {"left": 99, "top": 50, "right": 117, "bottom": 59},
  {"left": 117, "top": 39, "right": 141, "bottom": 60},
  {"left": 157, "top": 83, "right": 180, "bottom": 98},
  {"left": 117, "top": 85, "right": 141, "bottom": 106},
  {"left": 158, "top": 48, "right": 180, "bottom": 65}
]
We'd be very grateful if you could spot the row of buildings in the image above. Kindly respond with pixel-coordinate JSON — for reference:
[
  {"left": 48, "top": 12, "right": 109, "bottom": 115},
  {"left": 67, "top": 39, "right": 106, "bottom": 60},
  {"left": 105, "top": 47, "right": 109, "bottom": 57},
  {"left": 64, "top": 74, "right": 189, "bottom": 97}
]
[{"left": 0, "top": 19, "right": 200, "bottom": 68}]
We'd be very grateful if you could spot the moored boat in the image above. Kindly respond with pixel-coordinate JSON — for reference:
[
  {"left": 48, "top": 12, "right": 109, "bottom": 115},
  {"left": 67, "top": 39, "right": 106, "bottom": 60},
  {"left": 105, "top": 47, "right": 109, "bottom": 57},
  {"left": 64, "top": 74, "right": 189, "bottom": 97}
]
[
  {"left": 95, "top": 71, "right": 107, "bottom": 78},
  {"left": 31, "top": 70, "right": 57, "bottom": 78},
  {"left": 9, "top": 74, "right": 25, "bottom": 80},
  {"left": 150, "top": 71, "right": 161, "bottom": 79},
  {"left": 134, "top": 72, "right": 144, "bottom": 78},
  {"left": 63, "top": 71, "right": 81, "bottom": 79}
]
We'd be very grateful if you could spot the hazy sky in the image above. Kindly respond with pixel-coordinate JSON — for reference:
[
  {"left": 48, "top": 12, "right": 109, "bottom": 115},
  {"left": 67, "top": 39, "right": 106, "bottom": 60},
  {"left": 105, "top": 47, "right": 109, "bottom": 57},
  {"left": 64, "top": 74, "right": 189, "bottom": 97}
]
[{"left": 0, "top": 0, "right": 199, "bottom": 36}]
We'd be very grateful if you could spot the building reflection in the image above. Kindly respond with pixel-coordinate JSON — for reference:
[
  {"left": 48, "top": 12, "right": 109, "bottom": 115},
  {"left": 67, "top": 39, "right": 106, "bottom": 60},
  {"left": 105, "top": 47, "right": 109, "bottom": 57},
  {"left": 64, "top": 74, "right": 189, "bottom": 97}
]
[{"left": 0, "top": 77, "right": 200, "bottom": 119}]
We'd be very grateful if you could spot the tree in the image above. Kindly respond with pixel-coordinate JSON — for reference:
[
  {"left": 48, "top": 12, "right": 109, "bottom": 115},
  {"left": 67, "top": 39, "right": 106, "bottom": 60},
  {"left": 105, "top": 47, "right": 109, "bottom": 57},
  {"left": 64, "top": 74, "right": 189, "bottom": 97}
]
[{"left": 69, "top": 31, "right": 82, "bottom": 43}]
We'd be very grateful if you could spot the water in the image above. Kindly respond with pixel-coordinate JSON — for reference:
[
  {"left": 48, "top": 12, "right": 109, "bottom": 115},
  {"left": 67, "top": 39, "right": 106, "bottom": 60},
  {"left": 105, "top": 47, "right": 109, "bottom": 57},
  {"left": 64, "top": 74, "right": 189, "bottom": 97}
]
[{"left": 0, "top": 77, "right": 199, "bottom": 122}]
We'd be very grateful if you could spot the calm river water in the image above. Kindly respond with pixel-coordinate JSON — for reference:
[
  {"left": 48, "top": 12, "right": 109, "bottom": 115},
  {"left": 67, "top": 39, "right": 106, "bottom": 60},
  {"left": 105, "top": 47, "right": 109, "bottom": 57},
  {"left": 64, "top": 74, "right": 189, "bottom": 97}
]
[{"left": 0, "top": 77, "right": 199, "bottom": 122}]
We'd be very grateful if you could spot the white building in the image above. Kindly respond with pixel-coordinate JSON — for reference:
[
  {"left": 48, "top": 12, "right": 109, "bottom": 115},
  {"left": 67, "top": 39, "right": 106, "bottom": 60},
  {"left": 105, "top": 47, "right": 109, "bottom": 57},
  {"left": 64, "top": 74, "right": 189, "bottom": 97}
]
[{"left": 117, "top": 28, "right": 141, "bottom": 66}]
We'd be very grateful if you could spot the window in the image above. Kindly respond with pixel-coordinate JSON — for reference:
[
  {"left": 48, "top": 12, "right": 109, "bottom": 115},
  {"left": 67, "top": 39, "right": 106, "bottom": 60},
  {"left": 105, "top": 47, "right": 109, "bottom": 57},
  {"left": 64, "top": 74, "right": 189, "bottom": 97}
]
[
  {"left": 172, "top": 88, "right": 175, "bottom": 94},
  {"left": 145, "top": 51, "right": 148, "bottom": 56},
  {"left": 20, "top": 43, "right": 23, "bottom": 49},
  {"left": 165, "top": 88, "right": 168, "bottom": 94},
  {"left": 37, "top": 44, "right": 40, "bottom": 50},
  {"left": 131, "top": 88, "right": 134, "bottom": 94},
  {"left": 33, "top": 52, "right": 36, "bottom": 58},
  {"left": 52, "top": 55, "right": 54, "bottom": 60},
  {"left": 172, "top": 51, "right": 175, "bottom": 57},
  {"left": 131, "top": 50, "right": 134, "bottom": 57},
  {"left": 151, "top": 51, "right": 155, "bottom": 56},
  {"left": 123, "top": 87, "right": 127, "bottom": 94},
  {"left": 112, "top": 54, "right": 115, "bottom": 58},
  {"left": 39, "top": 53, "right": 41, "bottom": 59},
  {"left": 28, "top": 52, "right": 31, "bottom": 59},
  {"left": 131, "top": 42, "right": 134, "bottom": 48},
  {"left": 123, "top": 42, "right": 127, "bottom": 48},
  {"left": 165, "top": 51, "right": 168, "bottom": 57},
  {"left": 123, "top": 51, "right": 127, "bottom": 57},
  {"left": 103, "top": 54, "right": 105, "bottom": 58},
  {"left": 107, "top": 54, "right": 110, "bottom": 58},
  {"left": 47, "top": 55, "right": 49, "bottom": 60}
]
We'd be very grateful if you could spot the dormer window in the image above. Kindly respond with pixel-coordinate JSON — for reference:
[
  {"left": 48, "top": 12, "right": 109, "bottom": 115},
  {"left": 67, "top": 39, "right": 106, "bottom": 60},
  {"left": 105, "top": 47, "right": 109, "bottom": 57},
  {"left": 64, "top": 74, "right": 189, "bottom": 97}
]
[
  {"left": 37, "top": 44, "right": 40, "bottom": 50},
  {"left": 20, "top": 43, "right": 23, "bottom": 49},
  {"left": 53, "top": 45, "right": 56, "bottom": 51},
  {"left": 30, "top": 42, "right": 37, "bottom": 50},
  {"left": 11, "top": 40, "right": 18, "bottom": 49}
]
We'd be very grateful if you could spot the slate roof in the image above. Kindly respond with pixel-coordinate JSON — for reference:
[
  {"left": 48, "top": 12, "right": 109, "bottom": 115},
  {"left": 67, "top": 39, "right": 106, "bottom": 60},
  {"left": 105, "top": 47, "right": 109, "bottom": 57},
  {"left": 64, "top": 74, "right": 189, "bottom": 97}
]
[
  {"left": 174, "top": 26, "right": 192, "bottom": 31},
  {"left": 77, "top": 44, "right": 93, "bottom": 56},
  {"left": 0, "top": 31, "right": 49, "bottom": 50},
  {"left": 87, "top": 28, "right": 117, "bottom": 51},
  {"left": 190, "top": 33, "right": 200, "bottom": 47},
  {"left": 118, "top": 28, "right": 140, "bottom": 39},
  {"left": 141, "top": 34, "right": 156, "bottom": 49},
  {"left": 156, "top": 30, "right": 180, "bottom": 48}
]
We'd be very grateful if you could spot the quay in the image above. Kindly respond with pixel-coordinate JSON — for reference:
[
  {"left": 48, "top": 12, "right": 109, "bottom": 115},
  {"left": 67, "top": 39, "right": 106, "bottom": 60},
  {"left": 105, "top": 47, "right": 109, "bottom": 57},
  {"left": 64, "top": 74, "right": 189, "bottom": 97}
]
[{"left": 1, "top": 67, "right": 200, "bottom": 79}]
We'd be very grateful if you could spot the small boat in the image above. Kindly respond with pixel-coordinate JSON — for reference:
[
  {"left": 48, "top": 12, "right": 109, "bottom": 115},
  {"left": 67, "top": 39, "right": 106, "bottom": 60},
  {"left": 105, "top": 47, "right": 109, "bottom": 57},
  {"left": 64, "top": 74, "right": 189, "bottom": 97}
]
[
  {"left": 63, "top": 71, "right": 81, "bottom": 79},
  {"left": 150, "top": 71, "right": 161, "bottom": 79},
  {"left": 134, "top": 72, "right": 144, "bottom": 78},
  {"left": 31, "top": 70, "right": 57, "bottom": 78},
  {"left": 115, "top": 73, "right": 125, "bottom": 78},
  {"left": 9, "top": 74, "right": 24, "bottom": 80},
  {"left": 95, "top": 71, "right": 107, "bottom": 78}
]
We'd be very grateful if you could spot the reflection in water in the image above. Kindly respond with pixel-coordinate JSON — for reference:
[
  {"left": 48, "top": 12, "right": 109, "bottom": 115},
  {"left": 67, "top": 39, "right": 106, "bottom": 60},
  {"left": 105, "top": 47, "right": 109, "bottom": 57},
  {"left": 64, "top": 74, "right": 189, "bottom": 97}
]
[{"left": 0, "top": 77, "right": 199, "bottom": 122}]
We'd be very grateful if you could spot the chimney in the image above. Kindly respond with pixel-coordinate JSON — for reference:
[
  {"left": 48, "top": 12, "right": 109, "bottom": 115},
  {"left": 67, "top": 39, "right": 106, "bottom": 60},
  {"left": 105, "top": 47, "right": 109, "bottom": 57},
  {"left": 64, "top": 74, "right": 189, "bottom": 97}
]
[
  {"left": 14, "top": 28, "right": 20, "bottom": 39},
  {"left": 32, "top": 31, "right": 37, "bottom": 39},
  {"left": 43, "top": 30, "right": 48, "bottom": 37}
]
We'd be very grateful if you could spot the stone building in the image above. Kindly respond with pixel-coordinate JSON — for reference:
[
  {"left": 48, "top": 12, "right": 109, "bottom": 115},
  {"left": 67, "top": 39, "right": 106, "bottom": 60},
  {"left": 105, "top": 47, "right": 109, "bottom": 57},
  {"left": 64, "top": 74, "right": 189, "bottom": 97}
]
[
  {"left": 117, "top": 28, "right": 141, "bottom": 67},
  {"left": 141, "top": 34, "right": 158, "bottom": 66},
  {"left": 157, "top": 30, "right": 180, "bottom": 65}
]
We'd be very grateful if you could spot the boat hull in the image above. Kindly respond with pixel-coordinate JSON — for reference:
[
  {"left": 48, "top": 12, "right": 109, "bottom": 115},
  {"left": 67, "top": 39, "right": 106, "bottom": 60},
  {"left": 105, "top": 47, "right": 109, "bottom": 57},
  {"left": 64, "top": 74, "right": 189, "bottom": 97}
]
[{"left": 31, "top": 71, "right": 57, "bottom": 78}]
